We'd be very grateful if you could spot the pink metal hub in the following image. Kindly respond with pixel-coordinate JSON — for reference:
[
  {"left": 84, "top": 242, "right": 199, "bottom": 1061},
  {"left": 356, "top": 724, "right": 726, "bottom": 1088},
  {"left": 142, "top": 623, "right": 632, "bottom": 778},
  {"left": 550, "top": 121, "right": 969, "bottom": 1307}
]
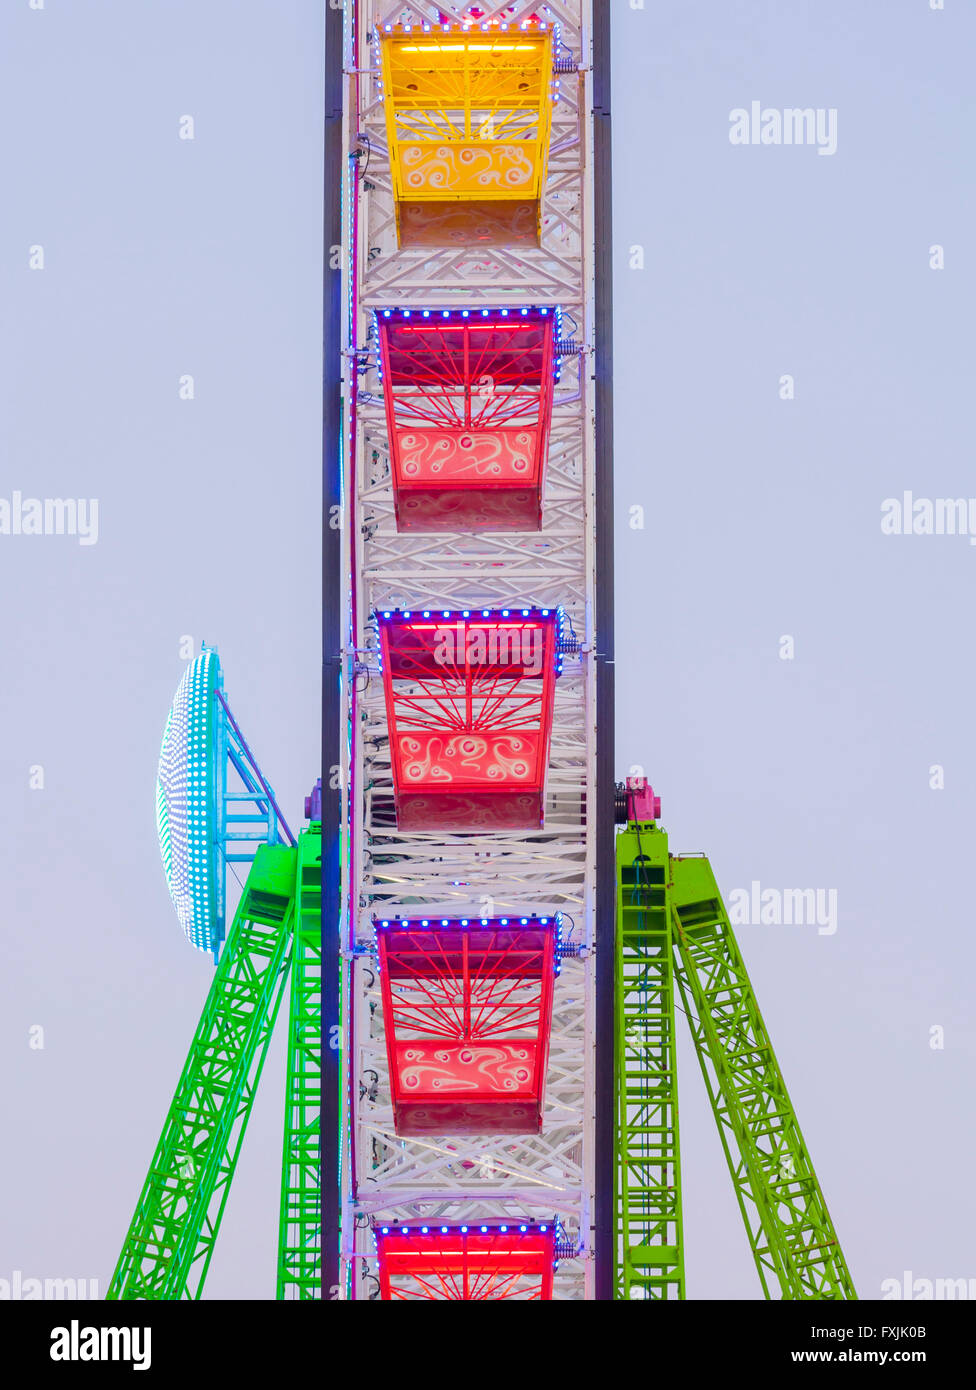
[{"left": 626, "top": 775, "right": 661, "bottom": 822}]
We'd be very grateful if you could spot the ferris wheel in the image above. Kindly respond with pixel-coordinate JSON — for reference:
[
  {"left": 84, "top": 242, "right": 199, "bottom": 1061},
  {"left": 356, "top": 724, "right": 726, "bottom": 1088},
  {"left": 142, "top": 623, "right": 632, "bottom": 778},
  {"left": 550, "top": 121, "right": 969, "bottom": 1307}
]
[
  {"left": 108, "top": 0, "right": 855, "bottom": 1303},
  {"left": 336, "top": 0, "right": 609, "bottom": 1301}
]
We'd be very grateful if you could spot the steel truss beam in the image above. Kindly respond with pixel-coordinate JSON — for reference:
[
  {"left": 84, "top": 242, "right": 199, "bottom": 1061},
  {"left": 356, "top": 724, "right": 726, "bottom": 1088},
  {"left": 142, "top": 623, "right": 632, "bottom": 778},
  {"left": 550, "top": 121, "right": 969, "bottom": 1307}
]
[
  {"left": 359, "top": 4, "right": 584, "bottom": 307},
  {"left": 348, "top": 937, "right": 588, "bottom": 1300},
  {"left": 670, "top": 854, "right": 857, "bottom": 1301},
  {"left": 343, "top": 0, "right": 597, "bottom": 1297},
  {"left": 108, "top": 845, "right": 297, "bottom": 1300},
  {"left": 278, "top": 827, "right": 324, "bottom": 1299},
  {"left": 611, "top": 825, "right": 855, "bottom": 1300},
  {"left": 615, "top": 823, "right": 683, "bottom": 1300},
  {"left": 351, "top": 950, "right": 587, "bottom": 1301}
]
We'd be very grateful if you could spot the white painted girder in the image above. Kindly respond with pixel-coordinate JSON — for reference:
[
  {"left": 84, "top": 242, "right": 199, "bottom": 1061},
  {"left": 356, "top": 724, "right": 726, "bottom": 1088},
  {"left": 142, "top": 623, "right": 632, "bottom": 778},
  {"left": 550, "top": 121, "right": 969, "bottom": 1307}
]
[
  {"left": 353, "top": 959, "right": 587, "bottom": 1196},
  {"left": 344, "top": 0, "right": 595, "bottom": 1299}
]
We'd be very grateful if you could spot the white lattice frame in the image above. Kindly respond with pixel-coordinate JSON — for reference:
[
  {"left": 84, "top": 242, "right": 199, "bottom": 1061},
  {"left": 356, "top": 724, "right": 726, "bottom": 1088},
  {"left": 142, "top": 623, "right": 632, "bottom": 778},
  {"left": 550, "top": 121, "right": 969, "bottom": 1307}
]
[
  {"left": 353, "top": 954, "right": 586, "bottom": 1300},
  {"left": 359, "top": 2, "right": 585, "bottom": 308},
  {"left": 341, "top": 0, "right": 596, "bottom": 1302}
]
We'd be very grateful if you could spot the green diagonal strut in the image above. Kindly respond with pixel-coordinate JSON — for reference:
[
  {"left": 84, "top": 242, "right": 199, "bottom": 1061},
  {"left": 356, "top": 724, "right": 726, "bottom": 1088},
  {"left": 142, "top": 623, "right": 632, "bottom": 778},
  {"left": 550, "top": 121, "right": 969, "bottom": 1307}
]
[
  {"left": 670, "top": 854, "right": 856, "bottom": 1300},
  {"left": 108, "top": 843, "right": 297, "bottom": 1300},
  {"left": 277, "top": 824, "right": 323, "bottom": 1298},
  {"left": 613, "top": 810, "right": 855, "bottom": 1299}
]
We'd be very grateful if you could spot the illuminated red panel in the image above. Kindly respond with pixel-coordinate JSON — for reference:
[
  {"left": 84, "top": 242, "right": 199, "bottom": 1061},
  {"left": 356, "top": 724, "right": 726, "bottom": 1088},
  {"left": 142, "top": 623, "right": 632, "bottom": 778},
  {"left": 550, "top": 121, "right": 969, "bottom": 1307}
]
[
  {"left": 376, "top": 916, "right": 557, "bottom": 1135},
  {"left": 375, "top": 1224, "right": 556, "bottom": 1301},
  {"left": 375, "top": 1223, "right": 556, "bottom": 1301},
  {"left": 437, "top": 6, "right": 546, "bottom": 24},
  {"left": 377, "top": 609, "right": 560, "bottom": 830},
  {"left": 377, "top": 309, "right": 556, "bottom": 532}
]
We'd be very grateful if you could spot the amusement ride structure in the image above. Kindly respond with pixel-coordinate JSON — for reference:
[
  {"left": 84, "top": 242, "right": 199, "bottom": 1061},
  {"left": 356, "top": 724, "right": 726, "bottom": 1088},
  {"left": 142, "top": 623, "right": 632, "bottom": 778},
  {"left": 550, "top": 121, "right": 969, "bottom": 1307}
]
[{"left": 108, "top": 1, "right": 856, "bottom": 1301}]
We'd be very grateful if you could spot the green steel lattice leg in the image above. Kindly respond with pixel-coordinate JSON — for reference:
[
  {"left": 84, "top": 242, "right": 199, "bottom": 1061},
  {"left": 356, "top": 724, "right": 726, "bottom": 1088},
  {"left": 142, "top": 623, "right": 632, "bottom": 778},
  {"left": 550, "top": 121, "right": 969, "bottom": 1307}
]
[
  {"left": 669, "top": 854, "right": 856, "bottom": 1301},
  {"left": 614, "top": 822, "right": 684, "bottom": 1299},
  {"left": 107, "top": 843, "right": 297, "bottom": 1300},
  {"left": 277, "top": 825, "right": 323, "bottom": 1299}
]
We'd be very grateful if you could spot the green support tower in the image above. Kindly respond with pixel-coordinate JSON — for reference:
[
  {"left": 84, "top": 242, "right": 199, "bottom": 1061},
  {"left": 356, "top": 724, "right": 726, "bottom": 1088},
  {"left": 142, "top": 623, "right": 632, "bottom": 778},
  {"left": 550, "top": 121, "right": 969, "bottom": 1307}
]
[
  {"left": 613, "top": 778, "right": 856, "bottom": 1300},
  {"left": 277, "top": 825, "right": 324, "bottom": 1300},
  {"left": 109, "top": 834, "right": 324, "bottom": 1301},
  {"left": 615, "top": 818, "right": 683, "bottom": 1300}
]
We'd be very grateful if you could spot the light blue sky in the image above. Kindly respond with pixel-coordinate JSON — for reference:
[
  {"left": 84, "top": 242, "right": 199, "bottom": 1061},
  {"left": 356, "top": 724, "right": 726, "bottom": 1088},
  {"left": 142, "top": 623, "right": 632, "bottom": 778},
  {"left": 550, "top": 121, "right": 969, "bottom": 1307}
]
[{"left": 1, "top": 0, "right": 972, "bottom": 1299}]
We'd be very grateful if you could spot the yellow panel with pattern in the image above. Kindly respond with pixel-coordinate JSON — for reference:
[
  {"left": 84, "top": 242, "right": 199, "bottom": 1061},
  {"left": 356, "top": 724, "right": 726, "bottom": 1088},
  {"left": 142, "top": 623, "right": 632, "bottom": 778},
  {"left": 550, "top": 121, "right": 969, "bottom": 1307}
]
[{"left": 380, "top": 25, "right": 555, "bottom": 247}]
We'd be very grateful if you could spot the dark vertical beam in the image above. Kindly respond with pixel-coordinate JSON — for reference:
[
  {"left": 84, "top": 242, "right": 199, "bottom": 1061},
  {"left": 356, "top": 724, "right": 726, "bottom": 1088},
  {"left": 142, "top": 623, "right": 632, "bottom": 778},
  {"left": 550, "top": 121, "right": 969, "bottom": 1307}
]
[
  {"left": 321, "top": 0, "right": 344, "bottom": 1299},
  {"left": 592, "top": 0, "right": 615, "bottom": 1301}
]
